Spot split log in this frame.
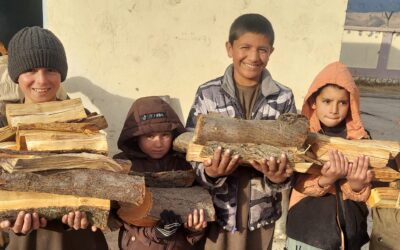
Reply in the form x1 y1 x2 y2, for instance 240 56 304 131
77 114 108 130
306 132 399 168
118 186 216 227
0 169 145 204
130 169 196 188
0 190 110 229
0 151 128 174
173 132 193 153
18 122 100 133
0 126 15 142
6 99 87 128
193 113 309 147
16 130 108 154
367 187 400 209
0 142 16 150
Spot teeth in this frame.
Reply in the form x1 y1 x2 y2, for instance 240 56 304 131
32 88 50 93
243 63 259 69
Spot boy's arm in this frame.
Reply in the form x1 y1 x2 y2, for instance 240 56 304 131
294 173 333 196
283 91 297 114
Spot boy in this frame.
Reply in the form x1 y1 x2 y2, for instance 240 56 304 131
186 13 295 250
286 61 373 249
114 96 207 250
0 26 108 250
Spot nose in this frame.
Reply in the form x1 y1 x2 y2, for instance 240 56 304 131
330 103 339 114
248 48 260 61
153 136 163 147
35 69 47 85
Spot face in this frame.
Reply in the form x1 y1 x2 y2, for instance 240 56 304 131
18 68 61 103
138 132 173 159
312 85 350 128
226 32 274 86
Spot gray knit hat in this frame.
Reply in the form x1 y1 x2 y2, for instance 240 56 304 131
8 26 68 83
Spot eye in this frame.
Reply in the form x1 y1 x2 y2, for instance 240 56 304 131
339 101 348 106
147 135 156 140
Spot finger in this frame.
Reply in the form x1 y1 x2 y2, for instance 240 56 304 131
20 213 32 234
192 209 199 226
31 212 40 230
0 220 11 230
285 166 294 177
219 149 232 171
12 211 26 233
211 147 223 168
329 150 337 169
73 211 82 230
321 161 330 175
278 154 287 172
62 214 68 224
249 160 262 172
225 155 240 174
80 212 88 229
355 156 364 176
67 212 74 228
187 213 193 228
40 217 47 228
198 209 205 229
343 156 349 176
268 157 277 172
366 170 374 183
338 151 345 173
202 221 207 229
91 225 98 232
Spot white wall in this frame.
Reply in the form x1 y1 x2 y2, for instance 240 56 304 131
44 0 347 155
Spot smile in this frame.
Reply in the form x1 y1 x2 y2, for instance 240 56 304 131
32 88 51 93
243 63 261 69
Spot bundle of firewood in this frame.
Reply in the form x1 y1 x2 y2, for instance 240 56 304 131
173 113 400 209
0 99 216 229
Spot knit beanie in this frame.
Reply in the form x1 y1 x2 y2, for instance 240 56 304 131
8 26 68 83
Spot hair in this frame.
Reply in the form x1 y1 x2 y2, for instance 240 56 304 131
228 13 274 46
310 83 347 104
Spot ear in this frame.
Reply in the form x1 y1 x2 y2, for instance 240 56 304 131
311 100 317 110
225 41 233 58
270 46 275 55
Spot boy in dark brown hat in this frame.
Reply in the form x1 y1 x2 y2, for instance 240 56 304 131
0 26 108 250
114 96 207 250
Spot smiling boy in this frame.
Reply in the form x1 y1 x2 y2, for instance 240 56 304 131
186 14 296 250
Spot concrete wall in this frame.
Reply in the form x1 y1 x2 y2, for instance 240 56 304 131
44 0 347 154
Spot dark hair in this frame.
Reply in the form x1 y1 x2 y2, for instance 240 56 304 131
310 83 346 103
229 13 274 46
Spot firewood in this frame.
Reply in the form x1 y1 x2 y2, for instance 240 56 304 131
173 132 193 153
0 151 131 174
0 169 145 204
306 132 399 168
367 187 400 209
77 114 108 130
0 126 15 142
118 186 216 226
193 113 309 147
130 169 196 188
0 190 110 229
18 122 100 133
16 130 108 154
6 99 87 128
0 142 16 150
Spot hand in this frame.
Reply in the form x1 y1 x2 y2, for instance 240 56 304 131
61 211 97 232
347 156 373 192
184 209 207 233
318 150 349 188
154 210 182 239
0 211 47 234
250 154 293 184
203 147 240 178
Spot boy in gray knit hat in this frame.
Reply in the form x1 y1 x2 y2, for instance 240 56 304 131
0 26 108 250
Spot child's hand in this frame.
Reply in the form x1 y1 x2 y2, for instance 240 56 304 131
184 209 207 233
203 147 240 178
318 150 349 188
250 153 293 184
347 156 373 192
0 211 47 234
61 211 97 232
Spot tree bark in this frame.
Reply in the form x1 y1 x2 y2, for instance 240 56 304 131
130 169 196 188
0 152 130 173
118 186 216 227
0 190 110 229
0 169 145 205
193 113 309 147
6 98 87 128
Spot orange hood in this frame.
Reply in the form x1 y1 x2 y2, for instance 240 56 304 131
301 62 368 139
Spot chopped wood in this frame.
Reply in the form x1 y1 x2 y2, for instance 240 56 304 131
77 114 108 130
6 99 87 128
193 113 309 147
306 132 398 168
371 168 400 182
173 132 194 153
18 122 100 133
0 169 145 205
0 151 130 173
0 190 110 229
0 142 16 150
367 187 400 209
130 169 196 187
0 126 15 142
16 130 108 154
118 186 216 227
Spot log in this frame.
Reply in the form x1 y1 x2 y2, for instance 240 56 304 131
77 114 108 130
306 132 399 168
0 169 146 205
16 130 108 154
0 126 15 142
6 98 87 128
173 132 194 153
130 169 196 188
193 113 309 147
0 190 110 229
118 186 216 227
367 187 400 209
18 122 100 133
371 168 400 182
0 142 16 150
0 151 131 173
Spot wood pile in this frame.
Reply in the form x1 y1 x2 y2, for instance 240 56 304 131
0 99 216 229
174 113 400 209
